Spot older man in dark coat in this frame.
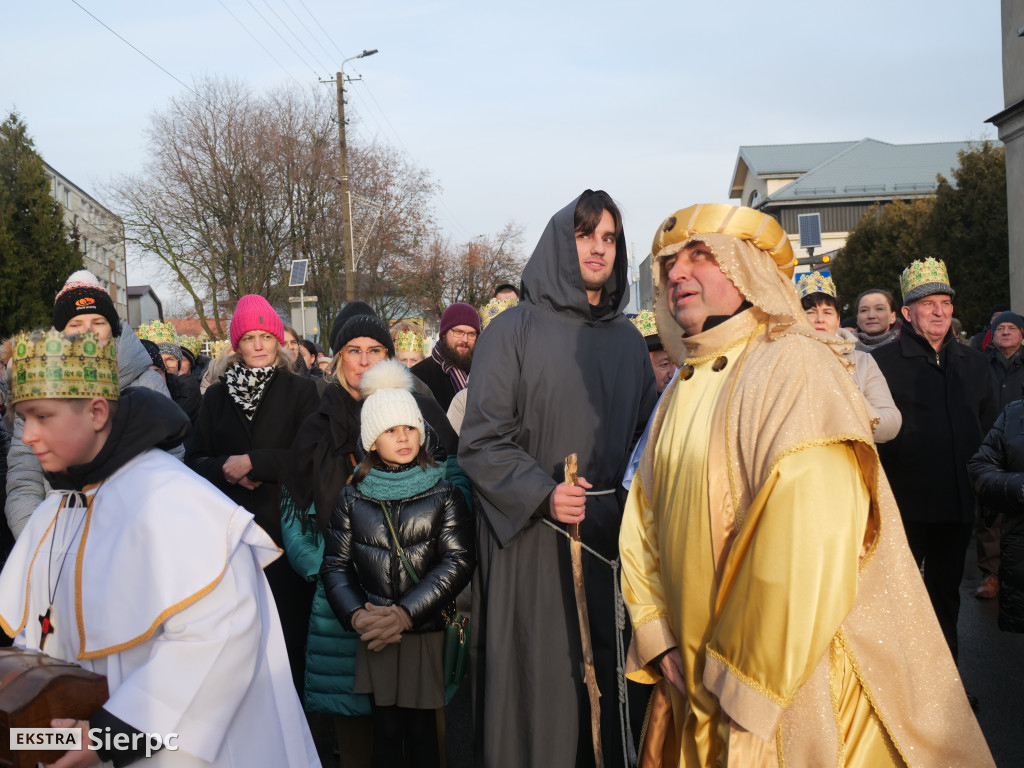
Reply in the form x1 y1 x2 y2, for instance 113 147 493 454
459 190 657 768
872 259 998 671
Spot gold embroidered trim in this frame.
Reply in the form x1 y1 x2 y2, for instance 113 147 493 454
686 322 766 366
0 504 62 639
835 628 912 768
634 611 669 628
706 646 790 708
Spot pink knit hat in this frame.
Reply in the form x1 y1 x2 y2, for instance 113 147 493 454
229 294 285 350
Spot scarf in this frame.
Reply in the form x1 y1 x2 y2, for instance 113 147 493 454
357 463 445 502
431 343 469 393
224 362 277 420
852 323 901 350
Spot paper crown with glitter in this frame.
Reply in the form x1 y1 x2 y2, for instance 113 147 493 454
10 329 119 404
177 335 202 356
900 258 955 305
631 309 658 338
795 272 837 299
137 321 179 346
394 330 426 354
479 296 518 330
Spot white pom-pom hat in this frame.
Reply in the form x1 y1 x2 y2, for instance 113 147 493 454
359 359 425 451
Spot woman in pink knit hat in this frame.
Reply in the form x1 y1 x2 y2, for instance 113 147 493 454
185 294 321 693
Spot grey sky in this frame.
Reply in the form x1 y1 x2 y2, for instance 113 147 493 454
3 1 1004 303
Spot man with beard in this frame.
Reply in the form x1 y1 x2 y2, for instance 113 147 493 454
412 302 479 410
459 190 657 767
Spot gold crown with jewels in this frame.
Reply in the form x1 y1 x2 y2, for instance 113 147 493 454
137 321 179 346
479 296 518 330
394 330 425 354
631 309 659 337
795 272 837 299
11 329 119 404
177 335 202 356
900 258 954 303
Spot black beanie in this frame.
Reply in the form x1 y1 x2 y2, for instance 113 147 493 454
329 301 376 354
337 314 396 359
53 270 121 336
139 339 166 371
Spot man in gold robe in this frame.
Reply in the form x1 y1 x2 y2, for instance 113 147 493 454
619 204 994 767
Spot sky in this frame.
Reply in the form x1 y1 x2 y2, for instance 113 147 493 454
3 1 1006 309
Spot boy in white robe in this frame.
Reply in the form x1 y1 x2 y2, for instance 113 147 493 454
0 328 319 767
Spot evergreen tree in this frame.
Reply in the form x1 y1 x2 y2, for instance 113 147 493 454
0 112 82 337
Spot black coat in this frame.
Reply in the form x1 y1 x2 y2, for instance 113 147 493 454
321 477 474 632
989 346 1024 409
967 401 1024 632
872 326 998 524
185 366 319 545
410 356 458 411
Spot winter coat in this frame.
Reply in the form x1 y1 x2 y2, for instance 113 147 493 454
321 477 474 633
4 321 179 538
282 504 371 716
967 400 1024 632
837 327 902 442
166 372 203 424
410 356 459 411
872 324 998 524
988 346 1024 409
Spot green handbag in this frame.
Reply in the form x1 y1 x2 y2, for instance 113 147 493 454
380 502 471 702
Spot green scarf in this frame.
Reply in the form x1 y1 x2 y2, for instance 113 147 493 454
357 463 445 501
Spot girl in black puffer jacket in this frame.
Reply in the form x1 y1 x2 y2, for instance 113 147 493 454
321 360 474 768
968 399 1024 632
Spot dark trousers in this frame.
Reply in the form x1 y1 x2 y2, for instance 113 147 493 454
903 521 973 663
370 702 439 768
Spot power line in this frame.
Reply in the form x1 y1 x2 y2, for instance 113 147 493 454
217 0 303 86
281 0 338 69
245 0 318 77
69 0 197 96
297 0 347 62
259 0 331 74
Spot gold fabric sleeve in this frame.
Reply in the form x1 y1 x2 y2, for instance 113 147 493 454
620 473 676 684
704 442 870 742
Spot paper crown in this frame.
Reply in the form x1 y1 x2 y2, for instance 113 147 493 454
795 272 837 299
479 296 518 330
900 258 954 304
394 330 425 354
177 335 202 356
631 309 659 338
209 340 232 359
11 329 119 404
137 321 179 346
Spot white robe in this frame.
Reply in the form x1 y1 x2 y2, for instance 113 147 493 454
0 449 320 767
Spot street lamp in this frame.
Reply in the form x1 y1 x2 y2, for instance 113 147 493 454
336 48 379 303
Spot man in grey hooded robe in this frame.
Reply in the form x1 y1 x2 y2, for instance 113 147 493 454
459 190 657 767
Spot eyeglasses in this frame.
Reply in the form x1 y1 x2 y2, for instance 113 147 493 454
448 329 478 341
343 346 388 361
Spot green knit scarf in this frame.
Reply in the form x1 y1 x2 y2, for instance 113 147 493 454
357 463 445 501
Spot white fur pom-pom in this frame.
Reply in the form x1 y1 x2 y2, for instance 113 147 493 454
64 269 101 286
358 358 414 399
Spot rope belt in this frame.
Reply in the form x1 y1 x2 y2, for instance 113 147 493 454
541 518 636 767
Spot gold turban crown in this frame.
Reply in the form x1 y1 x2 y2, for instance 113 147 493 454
137 321 179 346
631 309 659 338
651 204 795 278
11 329 119 404
795 272 837 299
479 296 518 330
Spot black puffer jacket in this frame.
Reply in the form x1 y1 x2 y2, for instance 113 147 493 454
967 400 1024 632
321 476 475 633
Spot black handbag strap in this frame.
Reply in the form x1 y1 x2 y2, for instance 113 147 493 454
379 501 420 584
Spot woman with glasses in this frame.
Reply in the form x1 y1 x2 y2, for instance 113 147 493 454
185 294 321 694
282 302 467 768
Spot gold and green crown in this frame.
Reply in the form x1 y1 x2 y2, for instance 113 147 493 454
479 296 518 330
795 272 837 299
900 258 954 302
178 335 202 356
631 309 659 338
137 320 179 346
394 330 425 354
11 329 119 404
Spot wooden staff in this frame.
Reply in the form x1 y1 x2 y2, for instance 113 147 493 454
565 452 603 767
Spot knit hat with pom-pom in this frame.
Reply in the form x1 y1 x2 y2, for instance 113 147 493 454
359 359 425 451
53 270 121 336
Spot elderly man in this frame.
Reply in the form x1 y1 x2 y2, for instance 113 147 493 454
871 260 997 668
412 302 479 410
620 205 991 766
460 190 656 767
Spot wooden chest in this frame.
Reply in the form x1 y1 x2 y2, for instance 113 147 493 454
0 647 108 768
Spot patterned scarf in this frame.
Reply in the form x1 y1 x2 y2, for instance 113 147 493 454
431 342 469 393
224 362 277 420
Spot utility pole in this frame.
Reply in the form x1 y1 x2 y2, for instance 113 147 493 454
333 49 378 304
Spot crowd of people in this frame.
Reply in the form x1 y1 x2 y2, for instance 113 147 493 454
0 192 1014 767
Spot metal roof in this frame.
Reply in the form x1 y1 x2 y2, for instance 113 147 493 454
730 141 859 196
760 139 974 204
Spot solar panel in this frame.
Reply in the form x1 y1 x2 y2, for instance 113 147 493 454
797 214 822 249
288 259 309 288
